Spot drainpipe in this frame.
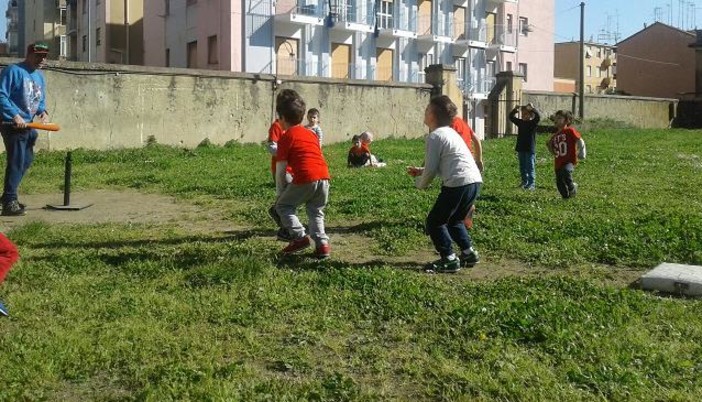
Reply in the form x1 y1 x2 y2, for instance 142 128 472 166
125 0 129 64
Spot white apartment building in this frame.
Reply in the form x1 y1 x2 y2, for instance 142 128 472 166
145 0 554 138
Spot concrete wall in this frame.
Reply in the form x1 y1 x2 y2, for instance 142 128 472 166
0 58 432 151
523 91 676 129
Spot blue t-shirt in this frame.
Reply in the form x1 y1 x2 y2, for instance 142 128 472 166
0 62 47 123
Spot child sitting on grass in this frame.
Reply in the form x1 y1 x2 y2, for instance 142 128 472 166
547 110 586 199
347 131 385 168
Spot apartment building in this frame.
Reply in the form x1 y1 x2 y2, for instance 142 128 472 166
554 41 616 94
144 0 553 137
67 0 144 65
616 22 695 99
4 0 20 56
5 0 68 59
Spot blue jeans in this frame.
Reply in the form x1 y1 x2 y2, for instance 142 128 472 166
426 183 481 258
1 129 38 204
518 152 536 188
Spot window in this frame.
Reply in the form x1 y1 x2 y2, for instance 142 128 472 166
454 57 466 80
596 67 601 78
586 65 591 77
165 48 170 67
377 0 393 30
207 35 218 65
518 63 527 81
518 17 528 36
187 41 197 68
82 34 87 52
596 48 602 58
96 27 101 46
59 7 67 25
506 61 512 71
506 14 513 33
60 35 67 57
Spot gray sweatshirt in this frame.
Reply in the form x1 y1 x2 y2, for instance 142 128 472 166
415 126 483 189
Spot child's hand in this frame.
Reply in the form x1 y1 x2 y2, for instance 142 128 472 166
407 166 422 177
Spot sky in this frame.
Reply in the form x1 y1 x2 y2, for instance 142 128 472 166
555 0 700 44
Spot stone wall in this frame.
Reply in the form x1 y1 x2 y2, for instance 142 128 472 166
0 58 433 150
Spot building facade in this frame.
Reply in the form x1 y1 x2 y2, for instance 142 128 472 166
143 0 554 137
617 22 695 99
5 0 67 59
67 0 144 65
4 0 20 57
554 41 616 94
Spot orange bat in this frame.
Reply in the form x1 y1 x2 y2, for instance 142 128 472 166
26 122 61 131
1 122 61 131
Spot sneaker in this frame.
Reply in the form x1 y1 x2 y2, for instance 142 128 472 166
460 249 480 268
276 228 293 242
314 243 331 259
281 236 311 255
1 200 25 216
425 257 461 273
0 300 8 317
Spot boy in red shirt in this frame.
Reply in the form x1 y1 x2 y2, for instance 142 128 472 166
274 89 331 258
547 110 587 199
0 232 20 316
347 134 371 167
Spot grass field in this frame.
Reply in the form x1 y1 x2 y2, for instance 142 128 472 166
1 128 701 401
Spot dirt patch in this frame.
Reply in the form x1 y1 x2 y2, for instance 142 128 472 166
1 189 643 287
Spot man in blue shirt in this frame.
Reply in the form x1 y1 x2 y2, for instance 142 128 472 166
0 42 50 216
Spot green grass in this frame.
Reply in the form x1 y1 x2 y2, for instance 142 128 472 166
1 129 702 400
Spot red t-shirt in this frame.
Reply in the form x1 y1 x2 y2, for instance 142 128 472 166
0 232 19 284
277 125 330 184
450 117 474 152
268 119 294 176
349 143 370 156
549 127 582 170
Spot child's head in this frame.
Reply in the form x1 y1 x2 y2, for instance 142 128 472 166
425 95 458 128
276 89 306 128
307 108 320 126
359 131 373 144
553 110 574 129
520 104 534 120
351 134 361 147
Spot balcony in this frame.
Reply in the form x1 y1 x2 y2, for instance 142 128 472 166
487 0 518 4
487 26 516 53
455 23 488 49
376 10 417 39
417 15 453 43
274 3 326 26
458 76 496 99
327 2 374 32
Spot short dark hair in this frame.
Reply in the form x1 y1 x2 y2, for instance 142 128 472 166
428 95 458 127
307 108 320 117
554 110 574 125
276 89 306 125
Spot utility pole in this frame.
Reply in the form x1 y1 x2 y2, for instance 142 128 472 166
579 2 585 120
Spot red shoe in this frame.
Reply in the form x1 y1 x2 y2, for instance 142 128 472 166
314 243 331 259
281 236 311 254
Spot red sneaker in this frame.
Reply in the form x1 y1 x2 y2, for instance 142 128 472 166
281 236 311 254
314 243 331 259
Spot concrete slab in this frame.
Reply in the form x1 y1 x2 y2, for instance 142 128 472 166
640 263 702 297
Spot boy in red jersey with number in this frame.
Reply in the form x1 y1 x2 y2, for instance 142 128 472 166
0 232 20 316
274 89 331 259
547 110 586 199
